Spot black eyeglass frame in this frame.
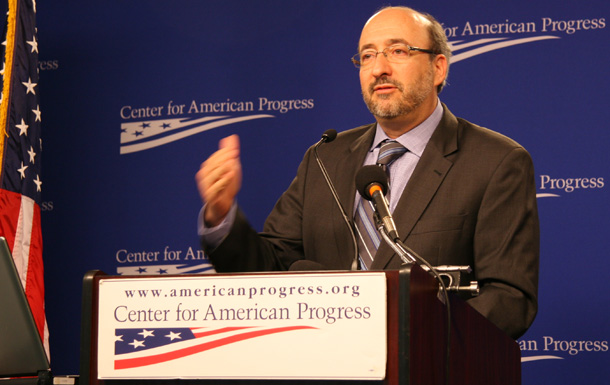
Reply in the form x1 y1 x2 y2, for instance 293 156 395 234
351 45 437 68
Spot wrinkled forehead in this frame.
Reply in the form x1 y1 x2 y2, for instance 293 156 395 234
358 8 431 51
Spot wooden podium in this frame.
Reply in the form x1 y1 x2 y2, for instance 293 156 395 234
80 265 520 385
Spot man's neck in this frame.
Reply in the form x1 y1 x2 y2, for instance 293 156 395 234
375 97 438 139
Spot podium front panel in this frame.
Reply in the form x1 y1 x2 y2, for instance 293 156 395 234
95 272 387 381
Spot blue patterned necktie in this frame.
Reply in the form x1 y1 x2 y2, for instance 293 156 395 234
355 140 407 269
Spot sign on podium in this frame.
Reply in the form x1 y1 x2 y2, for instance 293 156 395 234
80 265 521 385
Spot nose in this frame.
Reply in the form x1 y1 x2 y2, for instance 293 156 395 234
370 52 392 78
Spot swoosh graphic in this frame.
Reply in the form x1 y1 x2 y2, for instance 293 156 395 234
116 263 215 275
521 355 564 363
120 116 229 145
120 114 274 154
450 37 509 51
114 325 317 369
190 326 253 338
450 36 560 63
536 193 561 198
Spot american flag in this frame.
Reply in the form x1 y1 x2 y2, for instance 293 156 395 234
0 0 47 355
114 326 316 370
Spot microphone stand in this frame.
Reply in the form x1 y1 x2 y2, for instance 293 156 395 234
313 131 360 271
373 211 479 296
377 219 416 264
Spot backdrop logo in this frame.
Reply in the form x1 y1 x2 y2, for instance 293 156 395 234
115 246 214 275
519 335 608 363
444 16 605 63
119 97 315 154
537 174 605 198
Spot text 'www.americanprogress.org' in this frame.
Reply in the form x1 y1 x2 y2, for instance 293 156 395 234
123 283 363 300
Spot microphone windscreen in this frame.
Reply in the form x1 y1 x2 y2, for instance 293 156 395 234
355 165 388 200
322 129 337 143
289 260 328 271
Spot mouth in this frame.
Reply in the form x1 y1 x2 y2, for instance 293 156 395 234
370 78 401 95
373 84 397 94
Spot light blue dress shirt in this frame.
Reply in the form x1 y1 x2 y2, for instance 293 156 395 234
357 99 442 213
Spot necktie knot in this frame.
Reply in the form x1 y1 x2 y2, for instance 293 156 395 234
376 140 407 170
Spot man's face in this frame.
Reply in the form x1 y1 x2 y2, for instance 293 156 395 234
358 9 442 121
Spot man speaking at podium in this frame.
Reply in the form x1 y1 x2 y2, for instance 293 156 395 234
196 6 539 339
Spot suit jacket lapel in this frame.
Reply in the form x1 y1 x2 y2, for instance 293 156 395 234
372 105 459 269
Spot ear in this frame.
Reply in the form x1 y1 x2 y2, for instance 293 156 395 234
432 54 448 88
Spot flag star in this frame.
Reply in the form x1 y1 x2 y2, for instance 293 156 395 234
18 162 28 179
28 146 36 163
22 77 37 94
139 329 155 338
32 105 41 121
27 36 38 53
33 175 42 192
115 335 124 342
128 339 145 349
165 331 182 341
16 118 29 136
0 62 5 76
32 0 37 13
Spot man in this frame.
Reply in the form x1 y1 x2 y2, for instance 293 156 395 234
196 6 539 339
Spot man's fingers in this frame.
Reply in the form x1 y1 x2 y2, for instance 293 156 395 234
219 134 240 152
195 134 242 225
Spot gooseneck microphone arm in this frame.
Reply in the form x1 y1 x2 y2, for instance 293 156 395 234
313 129 360 271
377 222 417 264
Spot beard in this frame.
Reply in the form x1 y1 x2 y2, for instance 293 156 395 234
362 67 435 119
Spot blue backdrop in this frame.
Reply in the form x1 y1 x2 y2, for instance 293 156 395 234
36 1 608 383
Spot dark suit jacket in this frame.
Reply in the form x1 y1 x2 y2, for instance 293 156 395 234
205 105 539 339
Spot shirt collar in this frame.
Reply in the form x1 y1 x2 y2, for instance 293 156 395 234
370 99 443 157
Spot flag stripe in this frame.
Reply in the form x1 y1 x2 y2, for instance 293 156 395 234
0 189 22 246
13 194 33 285
115 326 317 370
25 200 45 339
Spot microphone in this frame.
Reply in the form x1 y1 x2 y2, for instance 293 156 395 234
320 129 337 143
313 129 337 147
289 260 328 271
355 165 399 242
313 129 360 271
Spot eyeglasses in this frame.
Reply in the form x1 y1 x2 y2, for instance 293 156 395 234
351 44 437 68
